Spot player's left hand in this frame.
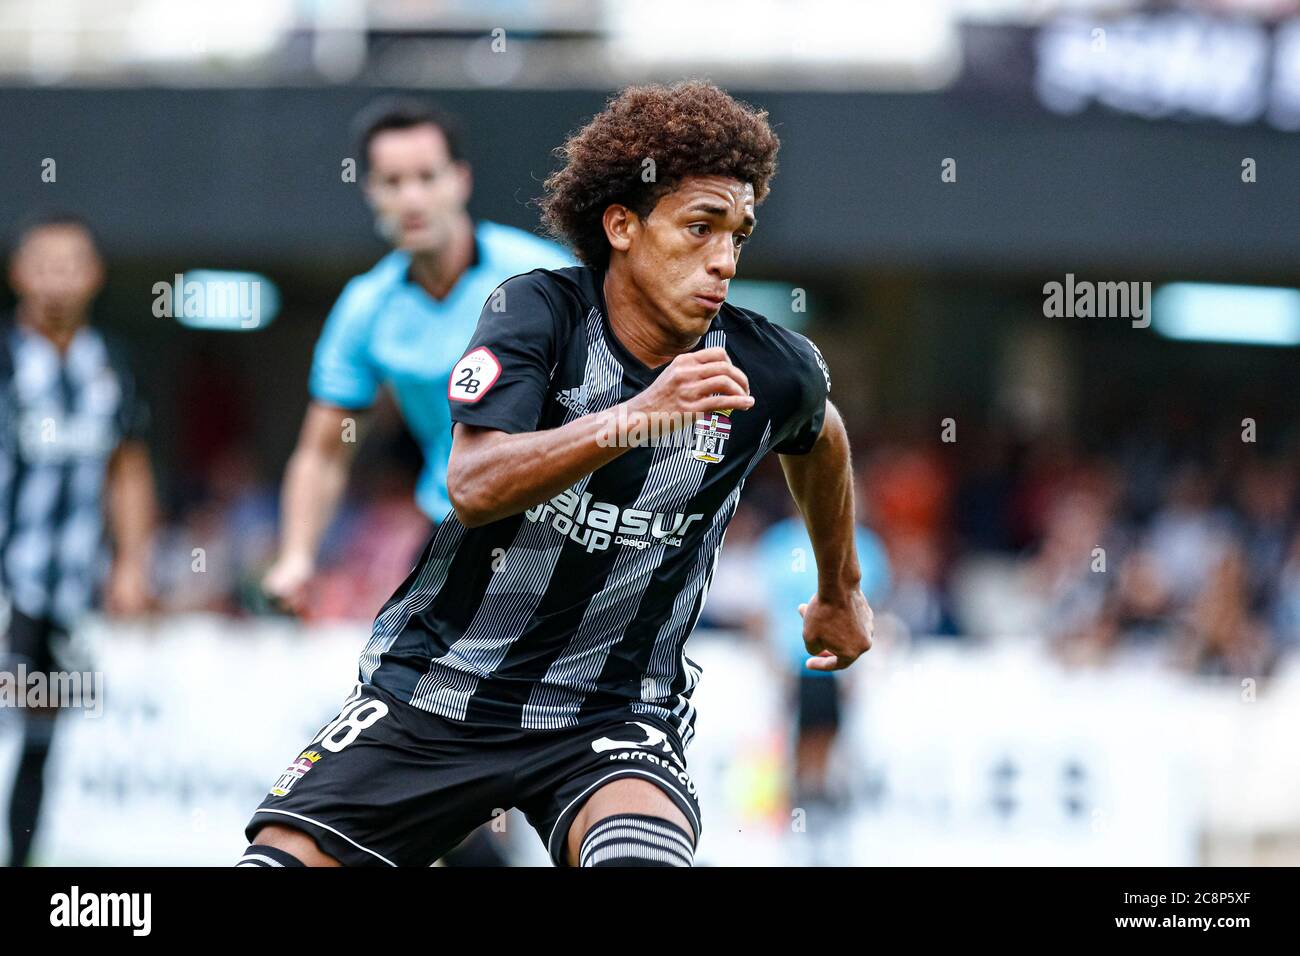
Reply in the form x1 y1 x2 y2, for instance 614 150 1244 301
799 589 873 672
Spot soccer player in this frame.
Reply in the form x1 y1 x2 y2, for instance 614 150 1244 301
1 213 156 866
240 81 873 868
261 99 571 615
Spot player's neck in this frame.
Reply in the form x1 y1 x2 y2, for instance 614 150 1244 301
602 268 699 371
407 215 475 301
16 301 84 355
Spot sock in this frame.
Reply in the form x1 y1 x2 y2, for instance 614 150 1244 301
237 845 307 867
579 813 694 867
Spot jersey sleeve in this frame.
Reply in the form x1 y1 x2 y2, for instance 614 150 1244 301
308 279 381 409
104 335 151 443
448 272 559 435
771 330 831 456
117 368 151 443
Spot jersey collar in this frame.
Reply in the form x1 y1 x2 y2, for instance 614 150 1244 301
587 268 726 383
398 222 483 293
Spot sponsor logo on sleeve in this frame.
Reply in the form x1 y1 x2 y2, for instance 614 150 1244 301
449 346 502 403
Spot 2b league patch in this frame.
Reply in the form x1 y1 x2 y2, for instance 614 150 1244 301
448 346 502 403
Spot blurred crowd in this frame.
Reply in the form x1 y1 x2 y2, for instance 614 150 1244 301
703 416 1299 680
150 425 430 625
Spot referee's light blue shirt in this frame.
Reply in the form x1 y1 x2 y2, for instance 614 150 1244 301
309 221 574 520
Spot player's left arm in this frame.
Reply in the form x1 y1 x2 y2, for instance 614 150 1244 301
104 439 158 617
777 400 874 671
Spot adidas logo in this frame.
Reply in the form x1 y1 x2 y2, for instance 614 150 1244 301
555 386 592 416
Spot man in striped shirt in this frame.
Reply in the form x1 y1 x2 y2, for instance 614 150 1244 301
1 213 156 866
242 82 873 868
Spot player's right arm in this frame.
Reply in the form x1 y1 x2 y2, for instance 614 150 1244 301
449 348 752 528
264 277 380 613
263 401 363 613
445 273 751 529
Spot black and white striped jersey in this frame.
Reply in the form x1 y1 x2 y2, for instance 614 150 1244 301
359 266 830 746
0 322 149 627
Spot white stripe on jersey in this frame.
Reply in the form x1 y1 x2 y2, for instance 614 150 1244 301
358 519 466 683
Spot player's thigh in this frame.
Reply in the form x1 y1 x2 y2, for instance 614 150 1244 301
519 713 703 865
565 776 693 866
248 823 342 867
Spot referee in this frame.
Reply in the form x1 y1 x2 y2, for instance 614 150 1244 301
261 99 571 615
0 213 156 866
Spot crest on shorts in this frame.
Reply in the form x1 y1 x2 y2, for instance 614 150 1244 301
269 750 322 797
690 409 732 464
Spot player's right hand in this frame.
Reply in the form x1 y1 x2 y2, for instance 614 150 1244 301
626 346 754 429
262 552 315 616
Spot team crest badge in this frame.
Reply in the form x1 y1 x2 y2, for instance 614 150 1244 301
691 408 732 464
269 750 323 797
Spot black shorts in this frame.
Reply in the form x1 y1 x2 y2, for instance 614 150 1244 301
245 682 702 867
796 673 841 733
2 609 65 674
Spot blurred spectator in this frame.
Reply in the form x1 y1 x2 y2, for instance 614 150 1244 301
1146 464 1234 606
1029 486 1114 649
1272 528 1300 654
864 444 959 637
1178 543 1272 678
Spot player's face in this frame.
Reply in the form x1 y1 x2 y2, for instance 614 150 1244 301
628 176 755 339
364 124 471 254
8 225 104 331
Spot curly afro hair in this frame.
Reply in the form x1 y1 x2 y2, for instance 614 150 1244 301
540 80 780 269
